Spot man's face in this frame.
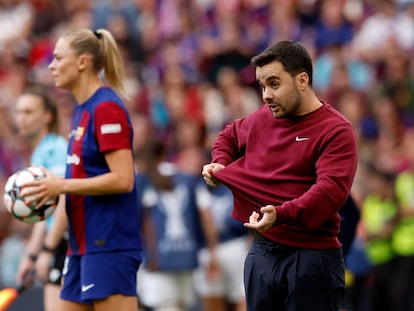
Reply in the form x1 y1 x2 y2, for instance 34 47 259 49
255 61 302 118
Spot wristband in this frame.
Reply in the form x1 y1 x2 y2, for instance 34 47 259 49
41 244 55 254
27 253 38 262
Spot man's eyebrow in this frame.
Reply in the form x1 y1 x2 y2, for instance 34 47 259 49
265 75 280 81
257 75 280 84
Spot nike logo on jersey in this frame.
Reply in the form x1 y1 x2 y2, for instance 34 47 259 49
81 283 95 292
295 136 310 141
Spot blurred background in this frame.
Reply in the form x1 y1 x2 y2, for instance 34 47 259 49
1 0 414 310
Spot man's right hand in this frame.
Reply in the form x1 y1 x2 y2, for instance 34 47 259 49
202 163 225 187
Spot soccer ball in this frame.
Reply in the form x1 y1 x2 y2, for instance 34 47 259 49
3 166 58 223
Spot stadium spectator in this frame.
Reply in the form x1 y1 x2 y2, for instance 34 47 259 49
314 0 354 54
369 95 410 173
0 0 33 51
360 164 398 311
201 66 260 152
352 0 414 64
391 129 414 311
371 44 414 127
313 43 374 100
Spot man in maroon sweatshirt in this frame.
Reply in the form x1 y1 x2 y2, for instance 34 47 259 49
202 40 358 311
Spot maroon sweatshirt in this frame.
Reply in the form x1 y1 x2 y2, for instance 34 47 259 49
211 103 358 249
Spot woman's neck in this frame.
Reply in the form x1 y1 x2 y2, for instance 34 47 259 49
72 76 102 104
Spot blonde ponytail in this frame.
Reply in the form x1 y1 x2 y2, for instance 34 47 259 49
63 28 128 99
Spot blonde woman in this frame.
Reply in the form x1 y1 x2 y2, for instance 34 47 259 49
23 28 142 311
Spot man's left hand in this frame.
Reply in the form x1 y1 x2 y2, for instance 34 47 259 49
244 205 277 232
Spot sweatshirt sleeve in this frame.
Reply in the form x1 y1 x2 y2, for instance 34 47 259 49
211 118 248 165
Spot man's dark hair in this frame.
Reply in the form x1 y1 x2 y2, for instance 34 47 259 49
251 41 313 86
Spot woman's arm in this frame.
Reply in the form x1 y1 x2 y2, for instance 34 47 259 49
61 148 135 195
23 148 135 207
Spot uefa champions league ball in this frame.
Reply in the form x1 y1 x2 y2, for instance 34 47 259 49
3 166 58 224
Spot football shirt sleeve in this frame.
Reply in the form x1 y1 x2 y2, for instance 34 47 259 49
94 101 132 153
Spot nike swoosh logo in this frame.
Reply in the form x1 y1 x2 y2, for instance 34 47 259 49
81 283 95 292
295 136 310 141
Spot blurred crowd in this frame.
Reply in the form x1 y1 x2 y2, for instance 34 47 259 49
0 0 414 310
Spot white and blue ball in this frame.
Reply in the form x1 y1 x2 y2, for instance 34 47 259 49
3 166 58 224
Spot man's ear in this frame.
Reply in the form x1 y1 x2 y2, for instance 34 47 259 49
296 72 309 91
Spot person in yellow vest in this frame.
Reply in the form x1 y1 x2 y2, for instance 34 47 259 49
391 130 414 311
361 164 398 311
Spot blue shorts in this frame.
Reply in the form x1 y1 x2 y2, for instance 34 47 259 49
244 240 345 311
60 251 142 304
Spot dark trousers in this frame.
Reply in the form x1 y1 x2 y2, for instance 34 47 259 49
367 259 396 311
244 240 345 311
390 256 414 311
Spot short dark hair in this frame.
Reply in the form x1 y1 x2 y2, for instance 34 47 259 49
251 41 313 86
